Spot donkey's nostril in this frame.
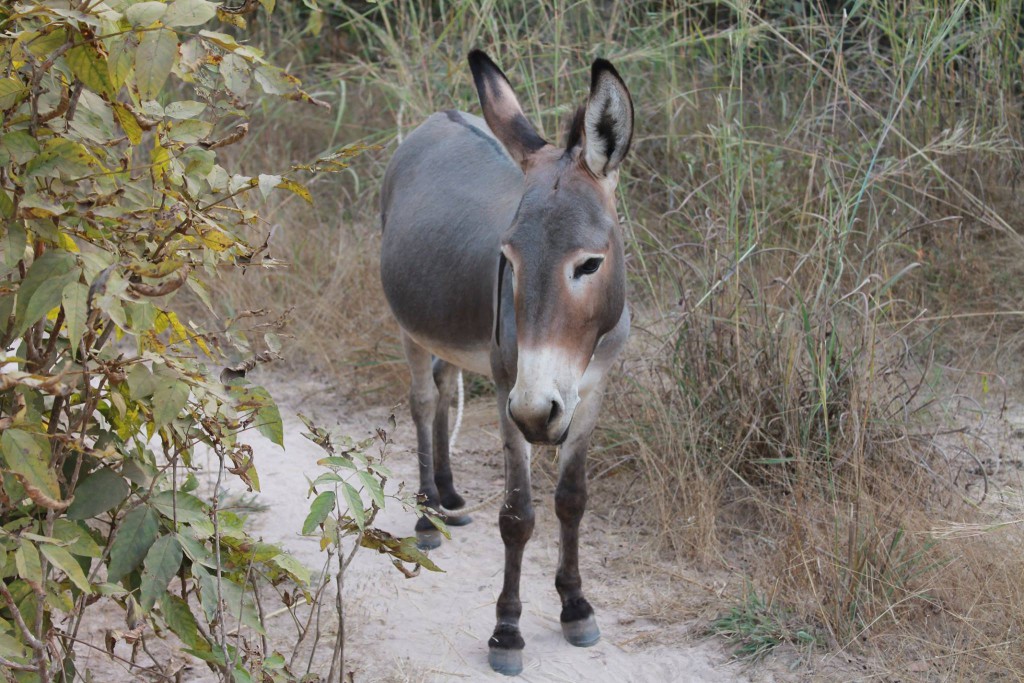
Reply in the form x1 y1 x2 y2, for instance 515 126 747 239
548 399 562 425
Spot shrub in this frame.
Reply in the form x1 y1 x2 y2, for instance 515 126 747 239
0 1 378 680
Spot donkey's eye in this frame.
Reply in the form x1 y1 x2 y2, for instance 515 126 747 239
573 257 604 279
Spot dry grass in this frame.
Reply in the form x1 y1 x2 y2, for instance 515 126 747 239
220 0 1024 678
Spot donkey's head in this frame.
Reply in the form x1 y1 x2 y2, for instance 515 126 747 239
469 50 633 445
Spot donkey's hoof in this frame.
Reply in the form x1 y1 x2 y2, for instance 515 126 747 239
488 646 524 676
443 511 473 527
440 491 466 510
561 613 600 647
415 528 442 551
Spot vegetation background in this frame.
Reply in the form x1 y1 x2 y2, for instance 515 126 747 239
224 0 1024 679
4 0 1024 680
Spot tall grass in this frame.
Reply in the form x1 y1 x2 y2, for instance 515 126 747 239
229 0 1024 677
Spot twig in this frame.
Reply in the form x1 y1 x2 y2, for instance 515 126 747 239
0 654 36 671
54 631 175 682
211 444 231 681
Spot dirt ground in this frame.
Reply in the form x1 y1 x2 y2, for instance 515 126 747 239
71 371 1024 682
237 375 761 683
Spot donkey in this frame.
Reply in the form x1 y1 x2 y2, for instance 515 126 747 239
379 50 633 676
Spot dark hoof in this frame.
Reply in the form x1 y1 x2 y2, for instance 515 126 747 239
561 613 600 647
488 646 524 676
488 623 525 674
440 491 466 510
415 528 441 550
443 511 473 527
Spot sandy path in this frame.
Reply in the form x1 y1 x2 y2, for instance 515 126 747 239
234 375 757 683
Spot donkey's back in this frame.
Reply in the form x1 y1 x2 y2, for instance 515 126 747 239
380 111 520 375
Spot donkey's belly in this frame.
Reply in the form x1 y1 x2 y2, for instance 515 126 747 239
403 328 493 377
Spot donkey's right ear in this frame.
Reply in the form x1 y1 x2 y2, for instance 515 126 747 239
468 50 548 168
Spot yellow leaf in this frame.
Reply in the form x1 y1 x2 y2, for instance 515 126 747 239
164 310 189 344
66 42 116 97
277 178 312 204
113 103 142 145
58 232 79 252
151 140 170 177
216 8 246 28
196 224 234 252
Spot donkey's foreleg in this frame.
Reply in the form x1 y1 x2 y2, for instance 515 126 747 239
431 358 469 519
554 385 607 648
401 334 445 550
488 388 534 676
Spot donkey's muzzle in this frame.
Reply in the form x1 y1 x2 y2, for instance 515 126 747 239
507 393 572 445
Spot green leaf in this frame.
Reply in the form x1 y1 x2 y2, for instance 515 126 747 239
0 187 13 219
164 100 207 119
51 520 102 558
164 0 218 27
341 483 365 530
24 138 96 178
301 491 335 535
151 490 208 524
317 456 356 470
167 118 213 144
0 631 29 660
255 402 283 448
3 222 25 270
70 90 117 144
66 43 115 97
106 36 135 91
220 53 251 96
125 1 168 26
127 364 156 400
182 146 215 179
253 65 302 96
125 301 157 333
257 173 281 199
60 280 89 351
357 471 386 509
161 593 206 649
176 532 217 568
15 543 42 587
140 535 182 610
1 131 40 163
66 468 129 520
270 552 309 585
108 506 159 583
135 28 179 101
311 472 343 488
40 544 92 594
1 429 61 505
0 77 28 109
194 567 264 633
25 27 68 58
152 376 190 429
13 251 79 338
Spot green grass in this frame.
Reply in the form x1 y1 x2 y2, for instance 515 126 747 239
710 586 820 661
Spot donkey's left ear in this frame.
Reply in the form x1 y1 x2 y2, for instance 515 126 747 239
583 59 633 182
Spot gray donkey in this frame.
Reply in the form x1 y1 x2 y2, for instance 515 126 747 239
380 50 633 676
